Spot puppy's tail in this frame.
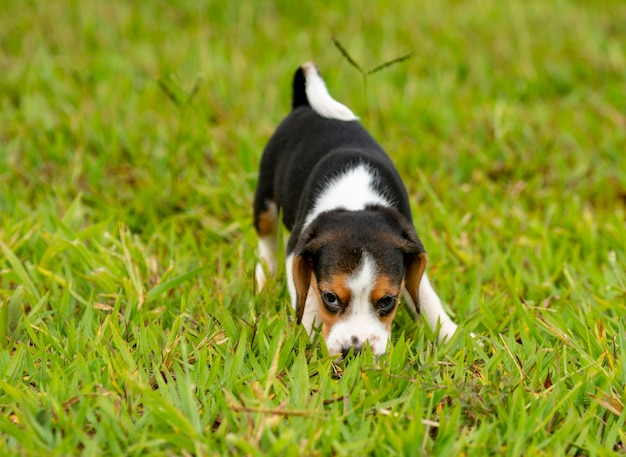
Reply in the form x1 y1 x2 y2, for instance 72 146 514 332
291 62 358 121
292 66 309 109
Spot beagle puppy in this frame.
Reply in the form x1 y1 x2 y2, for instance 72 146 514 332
253 62 458 357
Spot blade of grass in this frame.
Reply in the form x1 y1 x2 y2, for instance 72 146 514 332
146 266 205 303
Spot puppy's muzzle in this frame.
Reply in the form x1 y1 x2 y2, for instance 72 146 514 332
340 336 363 359
341 345 362 359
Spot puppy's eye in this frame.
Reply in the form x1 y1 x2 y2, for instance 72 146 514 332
377 295 397 315
321 292 341 313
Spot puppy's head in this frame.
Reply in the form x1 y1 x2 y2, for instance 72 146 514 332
292 207 427 357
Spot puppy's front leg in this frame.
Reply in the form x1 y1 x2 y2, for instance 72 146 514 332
403 273 458 342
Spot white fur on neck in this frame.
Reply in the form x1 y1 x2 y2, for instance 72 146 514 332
303 164 391 229
302 62 358 122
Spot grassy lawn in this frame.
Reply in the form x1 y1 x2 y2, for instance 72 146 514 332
1 0 625 455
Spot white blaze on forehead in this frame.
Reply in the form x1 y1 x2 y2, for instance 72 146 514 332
304 164 391 229
347 252 377 310
324 252 390 355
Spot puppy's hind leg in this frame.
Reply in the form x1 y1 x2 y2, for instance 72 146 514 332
254 200 278 292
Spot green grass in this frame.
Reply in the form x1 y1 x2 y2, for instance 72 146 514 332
1 0 625 455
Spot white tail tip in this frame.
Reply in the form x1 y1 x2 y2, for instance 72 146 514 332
301 62 358 122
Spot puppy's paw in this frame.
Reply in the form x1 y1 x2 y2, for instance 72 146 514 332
437 321 458 344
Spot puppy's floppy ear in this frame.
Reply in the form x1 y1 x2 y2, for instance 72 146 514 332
291 226 321 324
391 215 427 314
404 250 427 315
292 254 312 325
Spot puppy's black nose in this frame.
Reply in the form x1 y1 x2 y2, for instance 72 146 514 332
341 345 362 359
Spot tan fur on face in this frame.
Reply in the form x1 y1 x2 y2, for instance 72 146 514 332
318 274 351 304
371 274 401 331
316 272 404 336
317 273 350 338
318 296 340 339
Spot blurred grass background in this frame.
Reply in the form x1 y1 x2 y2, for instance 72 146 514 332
1 0 625 455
